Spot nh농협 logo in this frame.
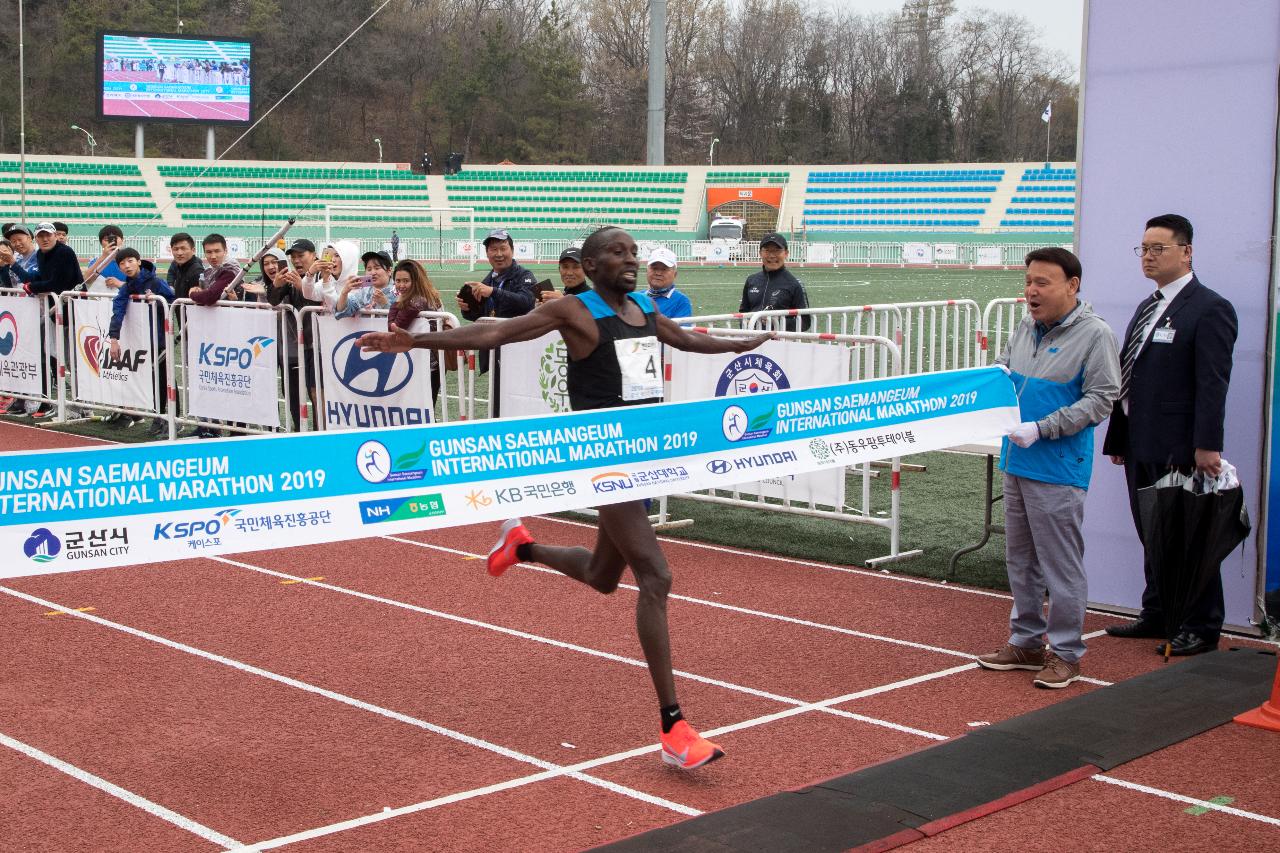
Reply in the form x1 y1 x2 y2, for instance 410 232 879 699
332 331 413 397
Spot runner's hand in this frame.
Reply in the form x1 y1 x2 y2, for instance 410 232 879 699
995 364 1011 376
730 331 777 353
359 323 415 353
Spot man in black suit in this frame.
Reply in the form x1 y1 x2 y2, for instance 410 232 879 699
1102 213 1238 655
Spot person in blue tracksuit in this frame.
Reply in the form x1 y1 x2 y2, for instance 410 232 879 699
110 247 175 436
976 247 1120 689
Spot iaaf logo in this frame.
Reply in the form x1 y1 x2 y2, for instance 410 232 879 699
0 310 18 357
198 336 274 369
714 355 791 398
77 323 148 377
331 331 413 397
153 508 242 540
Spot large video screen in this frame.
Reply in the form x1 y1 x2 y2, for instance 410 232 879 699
97 31 253 124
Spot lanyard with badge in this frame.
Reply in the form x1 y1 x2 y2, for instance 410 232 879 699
1152 317 1176 343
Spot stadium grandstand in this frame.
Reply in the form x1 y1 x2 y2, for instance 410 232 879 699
0 154 1075 250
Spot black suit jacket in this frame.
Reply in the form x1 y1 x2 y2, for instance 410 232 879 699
1103 276 1237 466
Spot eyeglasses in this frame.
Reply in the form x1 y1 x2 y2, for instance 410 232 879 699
1133 243 1188 257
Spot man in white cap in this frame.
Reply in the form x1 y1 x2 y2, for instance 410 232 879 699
645 246 692 319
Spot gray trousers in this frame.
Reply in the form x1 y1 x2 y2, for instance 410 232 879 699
1003 473 1088 663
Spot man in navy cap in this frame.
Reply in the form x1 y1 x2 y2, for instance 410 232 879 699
459 229 538 396
739 232 810 332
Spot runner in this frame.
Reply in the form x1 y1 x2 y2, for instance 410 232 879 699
359 226 773 769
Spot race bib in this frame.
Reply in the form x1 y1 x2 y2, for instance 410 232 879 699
614 336 663 401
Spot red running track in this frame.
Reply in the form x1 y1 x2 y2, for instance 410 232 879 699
1 423 1277 850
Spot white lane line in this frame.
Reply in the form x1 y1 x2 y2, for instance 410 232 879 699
380 535 1113 689
0 730 242 849
0 585 700 820
212 553 994 737
1091 774 1280 826
235 663 972 851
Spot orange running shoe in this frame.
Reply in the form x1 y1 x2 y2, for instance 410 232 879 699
660 720 725 770
487 518 534 577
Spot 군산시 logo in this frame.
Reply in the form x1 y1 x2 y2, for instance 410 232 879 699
24 527 61 563
714 354 791 398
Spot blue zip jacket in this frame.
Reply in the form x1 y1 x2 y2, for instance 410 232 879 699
109 261 175 340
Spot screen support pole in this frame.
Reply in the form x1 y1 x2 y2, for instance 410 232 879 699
206 127 215 161
135 123 144 158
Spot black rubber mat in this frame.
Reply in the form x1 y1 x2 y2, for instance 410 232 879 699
594 647 1276 853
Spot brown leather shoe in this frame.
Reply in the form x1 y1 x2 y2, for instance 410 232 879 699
977 643 1046 671
1033 653 1081 688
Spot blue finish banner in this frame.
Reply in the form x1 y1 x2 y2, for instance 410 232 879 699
0 367 1018 578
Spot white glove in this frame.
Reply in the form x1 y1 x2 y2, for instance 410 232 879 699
995 363 1011 376
1008 421 1040 448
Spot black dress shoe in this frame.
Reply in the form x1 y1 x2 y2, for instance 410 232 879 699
1157 632 1218 656
1105 619 1165 638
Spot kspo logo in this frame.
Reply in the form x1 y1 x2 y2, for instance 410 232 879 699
0 310 18 356
199 335 275 368
331 331 413 397
154 508 241 540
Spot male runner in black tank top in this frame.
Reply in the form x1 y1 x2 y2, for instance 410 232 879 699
359 226 773 770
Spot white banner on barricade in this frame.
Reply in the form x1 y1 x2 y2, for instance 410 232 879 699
0 296 44 396
975 246 1004 266
316 315 436 430
902 242 933 263
456 240 478 259
184 306 281 428
71 297 156 411
933 243 959 261
498 331 571 417
667 340 846 506
513 241 537 261
808 243 835 264
0 368 1019 578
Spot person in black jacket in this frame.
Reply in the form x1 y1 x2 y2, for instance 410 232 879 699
0 223 84 418
166 232 205 300
1102 213 1238 656
459 228 538 414
738 232 810 332
269 239 323 429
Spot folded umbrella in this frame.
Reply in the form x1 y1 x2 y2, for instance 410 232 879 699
1137 462 1250 661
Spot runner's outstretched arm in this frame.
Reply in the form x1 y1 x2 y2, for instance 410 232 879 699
654 314 775 354
357 299 568 353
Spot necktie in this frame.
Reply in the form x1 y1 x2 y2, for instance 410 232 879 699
1119 290 1163 401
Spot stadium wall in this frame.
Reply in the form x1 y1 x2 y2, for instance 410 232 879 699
1076 1 1277 631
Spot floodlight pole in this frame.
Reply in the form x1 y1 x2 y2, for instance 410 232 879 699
709 137 719 166
206 127 215 160
374 138 383 163
645 0 666 166
135 124 145 158
71 125 97 156
18 0 26 222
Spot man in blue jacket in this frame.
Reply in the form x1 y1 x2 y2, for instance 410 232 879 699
645 247 692 319
109 247 175 436
976 247 1120 688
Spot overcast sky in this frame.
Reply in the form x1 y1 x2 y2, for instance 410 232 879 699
818 0 1085 76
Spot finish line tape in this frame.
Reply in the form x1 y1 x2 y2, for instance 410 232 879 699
0 367 1017 578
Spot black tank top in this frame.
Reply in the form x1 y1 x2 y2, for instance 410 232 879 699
567 290 662 411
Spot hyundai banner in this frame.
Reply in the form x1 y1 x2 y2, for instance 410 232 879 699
0 295 45 396
316 315 436 430
0 367 1018 578
184 306 281 428
71 296 156 411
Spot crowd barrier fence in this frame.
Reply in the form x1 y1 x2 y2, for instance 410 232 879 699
0 288 59 415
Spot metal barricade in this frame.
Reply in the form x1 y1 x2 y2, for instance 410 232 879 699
59 291 173 433
0 288 59 416
741 304 904 381
658 328 923 567
171 299 301 437
890 299 981 375
303 306 472 430
978 297 1028 365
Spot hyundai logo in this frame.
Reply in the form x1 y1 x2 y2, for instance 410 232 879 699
706 459 732 475
331 332 413 397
